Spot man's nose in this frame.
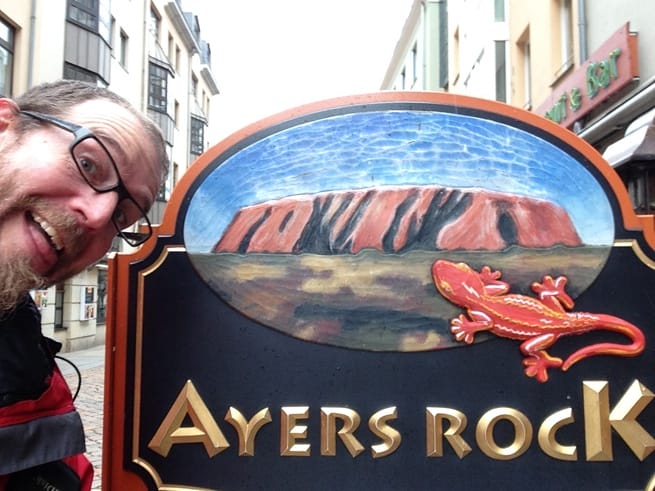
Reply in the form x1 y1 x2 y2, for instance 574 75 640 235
71 189 118 230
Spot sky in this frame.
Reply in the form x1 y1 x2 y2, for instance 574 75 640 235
181 0 414 142
184 109 613 252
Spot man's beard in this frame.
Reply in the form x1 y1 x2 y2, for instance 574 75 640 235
0 197 85 313
0 153 40 314
0 255 45 313
0 141 86 313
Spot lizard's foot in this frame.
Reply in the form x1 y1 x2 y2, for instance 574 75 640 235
478 266 509 295
522 351 563 383
531 275 573 310
479 265 502 282
451 314 489 344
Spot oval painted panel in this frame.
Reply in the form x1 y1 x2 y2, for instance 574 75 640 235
183 98 614 352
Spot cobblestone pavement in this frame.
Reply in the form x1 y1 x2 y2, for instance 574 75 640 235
57 346 105 491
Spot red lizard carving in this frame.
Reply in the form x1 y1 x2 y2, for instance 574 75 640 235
432 259 645 382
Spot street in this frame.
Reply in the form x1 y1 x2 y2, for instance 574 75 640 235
57 345 105 491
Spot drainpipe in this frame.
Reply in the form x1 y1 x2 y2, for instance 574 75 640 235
577 0 587 62
28 0 37 88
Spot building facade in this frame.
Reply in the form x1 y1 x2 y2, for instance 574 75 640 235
383 0 655 217
381 0 449 92
0 0 219 350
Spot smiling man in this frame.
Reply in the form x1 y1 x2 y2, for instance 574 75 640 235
0 80 168 490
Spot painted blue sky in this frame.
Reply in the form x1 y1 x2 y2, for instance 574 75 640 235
183 109 614 253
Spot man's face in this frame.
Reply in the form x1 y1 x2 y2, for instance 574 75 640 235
0 98 161 311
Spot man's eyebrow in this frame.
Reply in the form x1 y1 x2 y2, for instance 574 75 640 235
99 134 128 169
98 133 153 208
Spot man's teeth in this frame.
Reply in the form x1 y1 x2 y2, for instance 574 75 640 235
33 215 64 251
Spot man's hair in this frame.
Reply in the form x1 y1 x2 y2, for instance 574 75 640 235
14 79 169 191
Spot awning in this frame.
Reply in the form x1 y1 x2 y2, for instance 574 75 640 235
603 107 655 168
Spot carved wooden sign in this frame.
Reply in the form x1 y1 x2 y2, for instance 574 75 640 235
104 92 655 490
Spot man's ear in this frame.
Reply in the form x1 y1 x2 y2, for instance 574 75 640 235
0 98 19 132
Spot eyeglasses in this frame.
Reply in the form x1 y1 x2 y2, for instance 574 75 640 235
20 110 152 246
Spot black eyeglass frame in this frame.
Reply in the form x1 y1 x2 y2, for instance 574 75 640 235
20 109 153 246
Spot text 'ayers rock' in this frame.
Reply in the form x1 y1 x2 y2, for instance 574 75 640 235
213 185 582 254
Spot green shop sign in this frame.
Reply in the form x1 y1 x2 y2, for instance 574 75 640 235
536 23 638 129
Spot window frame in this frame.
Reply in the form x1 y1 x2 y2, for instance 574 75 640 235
0 17 14 97
148 62 168 113
67 0 99 32
495 40 507 103
119 29 129 67
190 116 205 156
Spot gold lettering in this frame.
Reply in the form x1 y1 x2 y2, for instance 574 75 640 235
224 407 272 457
320 407 365 457
584 380 655 461
476 408 533 460
583 381 612 460
647 471 655 491
148 380 229 457
425 407 471 458
537 408 577 460
368 407 401 458
280 406 310 456
609 380 655 461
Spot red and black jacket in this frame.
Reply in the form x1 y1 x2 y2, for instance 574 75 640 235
0 295 92 490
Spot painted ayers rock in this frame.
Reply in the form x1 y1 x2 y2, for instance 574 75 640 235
213 185 582 254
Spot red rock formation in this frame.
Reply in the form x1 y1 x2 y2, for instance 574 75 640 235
213 185 582 253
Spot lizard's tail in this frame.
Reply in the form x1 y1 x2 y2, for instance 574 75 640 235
562 315 645 371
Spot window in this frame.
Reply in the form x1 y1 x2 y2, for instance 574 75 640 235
518 28 532 109
560 0 573 62
191 74 198 99
200 41 212 67
109 16 115 50
157 146 174 201
495 41 506 103
494 0 505 22
68 0 98 31
97 269 107 324
523 41 531 108
0 18 14 96
98 0 111 43
175 45 181 72
64 62 102 84
411 42 418 87
437 1 449 89
621 165 655 214
168 33 174 61
149 6 160 42
190 116 204 156
149 62 168 112
119 29 128 67
65 0 111 84
555 0 573 77
451 26 460 87
157 182 166 201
